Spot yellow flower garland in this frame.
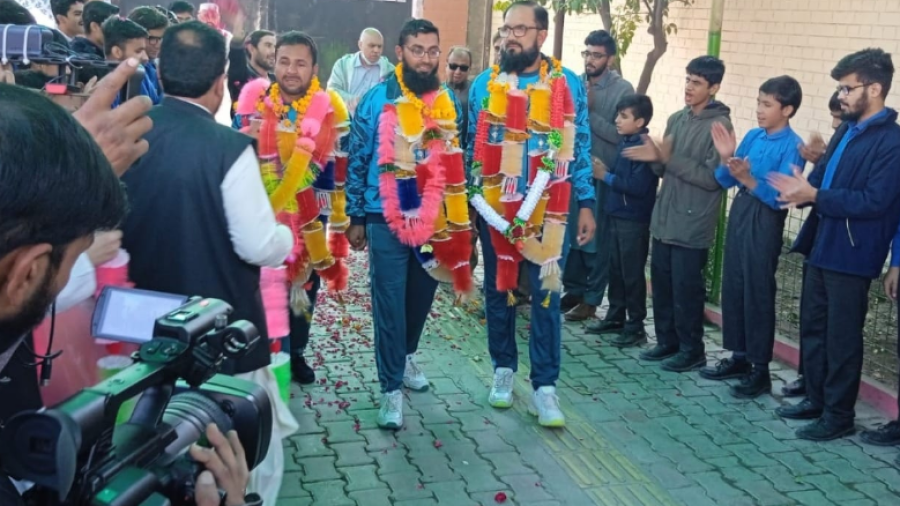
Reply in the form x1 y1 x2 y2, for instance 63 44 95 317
258 76 322 122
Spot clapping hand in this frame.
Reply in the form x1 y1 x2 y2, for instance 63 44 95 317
799 132 826 164
622 135 671 164
768 165 817 209
711 122 736 162
592 156 608 180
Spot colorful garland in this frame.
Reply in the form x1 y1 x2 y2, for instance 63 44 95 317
242 77 351 313
469 57 576 306
375 64 473 297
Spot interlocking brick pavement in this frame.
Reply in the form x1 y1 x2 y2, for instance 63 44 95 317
277 252 900 505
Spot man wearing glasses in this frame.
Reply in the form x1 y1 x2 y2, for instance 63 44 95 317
563 30 634 323
128 6 169 100
467 0 596 427
771 48 900 441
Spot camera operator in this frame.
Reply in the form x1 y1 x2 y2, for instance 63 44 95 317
0 62 255 504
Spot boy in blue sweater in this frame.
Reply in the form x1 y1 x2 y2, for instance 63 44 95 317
593 95 657 348
771 48 900 441
701 76 804 399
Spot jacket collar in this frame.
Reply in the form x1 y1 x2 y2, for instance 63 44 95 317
622 128 649 145
162 96 215 120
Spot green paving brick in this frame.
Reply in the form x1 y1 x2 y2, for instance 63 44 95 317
340 465 386 492
787 490 838 506
741 480 793 506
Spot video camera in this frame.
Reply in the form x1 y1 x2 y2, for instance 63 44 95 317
0 24 145 111
0 297 272 506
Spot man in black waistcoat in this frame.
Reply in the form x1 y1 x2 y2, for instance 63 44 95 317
121 21 293 375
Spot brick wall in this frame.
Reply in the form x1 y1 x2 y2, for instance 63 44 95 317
502 0 900 146
421 0 471 80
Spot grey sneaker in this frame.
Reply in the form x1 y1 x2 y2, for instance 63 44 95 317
489 367 515 408
529 386 566 427
377 390 404 429
403 354 429 391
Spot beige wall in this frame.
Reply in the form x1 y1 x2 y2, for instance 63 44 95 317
492 0 900 147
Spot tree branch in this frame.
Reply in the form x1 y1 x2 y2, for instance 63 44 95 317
636 0 669 94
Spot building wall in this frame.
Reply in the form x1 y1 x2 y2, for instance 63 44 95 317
503 0 900 147
421 0 471 80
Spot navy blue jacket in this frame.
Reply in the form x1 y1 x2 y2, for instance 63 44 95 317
603 130 658 222
792 108 900 279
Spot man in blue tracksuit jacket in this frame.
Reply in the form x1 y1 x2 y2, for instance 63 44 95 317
771 48 900 441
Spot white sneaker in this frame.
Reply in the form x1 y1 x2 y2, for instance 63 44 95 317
529 386 565 427
489 367 515 408
403 354 429 391
378 390 403 429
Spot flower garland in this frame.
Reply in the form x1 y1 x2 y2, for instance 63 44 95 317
469 56 577 306
249 78 351 313
375 64 473 297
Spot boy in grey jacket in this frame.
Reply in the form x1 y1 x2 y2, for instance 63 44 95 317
623 56 732 372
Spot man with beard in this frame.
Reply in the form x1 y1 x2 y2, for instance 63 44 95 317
771 48 900 441
327 28 395 115
564 29 634 323
0 73 251 506
228 30 276 116
467 0 596 427
346 19 465 429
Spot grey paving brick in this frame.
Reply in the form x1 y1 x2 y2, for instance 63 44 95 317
411 454 458 483
323 420 366 443
787 490 838 506
359 428 398 451
300 456 342 483
426 480 480 505
289 433 335 458
340 464 385 492
741 480 794 506
303 480 355 506
467 429 516 454
278 471 313 498
482 452 537 476
381 471 434 502
369 448 418 476
348 489 393 506
689 471 746 498
500 474 556 502
332 441 375 467
667 485 719 506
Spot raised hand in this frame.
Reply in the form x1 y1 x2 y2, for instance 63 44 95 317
769 165 817 209
711 122 736 161
799 132 826 164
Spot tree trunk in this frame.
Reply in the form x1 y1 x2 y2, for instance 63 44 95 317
553 7 566 60
598 1 621 73
636 0 668 94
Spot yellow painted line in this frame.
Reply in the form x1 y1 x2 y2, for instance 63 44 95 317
441 302 681 506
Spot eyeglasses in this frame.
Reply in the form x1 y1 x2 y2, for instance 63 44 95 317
405 46 441 60
581 50 609 61
497 25 540 38
837 83 870 95
448 63 470 72
148 36 162 44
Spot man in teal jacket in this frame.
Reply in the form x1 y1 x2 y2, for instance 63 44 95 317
466 1 596 428
345 19 463 430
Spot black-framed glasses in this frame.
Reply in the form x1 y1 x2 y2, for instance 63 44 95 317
148 36 162 44
581 50 609 61
448 63 470 72
837 83 870 95
497 25 540 38
405 45 441 60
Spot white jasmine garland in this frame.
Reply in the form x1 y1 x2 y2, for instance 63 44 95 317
515 170 550 223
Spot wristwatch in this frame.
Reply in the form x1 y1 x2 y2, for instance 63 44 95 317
223 492 263 506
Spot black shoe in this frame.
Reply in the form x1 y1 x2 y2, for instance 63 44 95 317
639 344 679 361
560 293 581 313
796 418 855 441
782 377 806 397
609 329 648 348
660 351 706 372
860 420 900 446
699 357 752 381
585 319 625 335
775 398 823 420
729 368 772 399
291 356 316 385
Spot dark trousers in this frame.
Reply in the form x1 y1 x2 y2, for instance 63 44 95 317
479 217 571 389
287 272 321 356
651 239 708 355
561 215 609 307
721 192 787 364
800 264 870 424
606 217 650 331
367 223 439 393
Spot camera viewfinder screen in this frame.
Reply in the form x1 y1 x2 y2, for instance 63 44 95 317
94 287 189 343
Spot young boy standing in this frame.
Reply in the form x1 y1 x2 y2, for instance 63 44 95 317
593 95 658 347
700 76 804 398
623 56 731 372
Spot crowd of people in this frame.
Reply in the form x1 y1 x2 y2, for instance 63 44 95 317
2 1 900 503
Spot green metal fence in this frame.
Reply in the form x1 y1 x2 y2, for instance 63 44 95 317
706 188 899 390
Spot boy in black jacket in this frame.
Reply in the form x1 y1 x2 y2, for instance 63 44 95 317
592 95 658 347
